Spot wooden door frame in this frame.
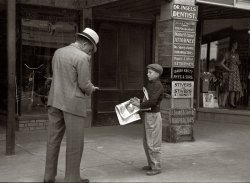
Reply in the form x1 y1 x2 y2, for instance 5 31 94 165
91 20 153 126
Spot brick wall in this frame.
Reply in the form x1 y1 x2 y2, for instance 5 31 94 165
18 110 92 131
18 119 48 131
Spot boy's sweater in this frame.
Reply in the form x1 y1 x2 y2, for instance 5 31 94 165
140 79 164 113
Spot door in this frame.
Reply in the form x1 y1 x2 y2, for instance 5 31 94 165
93 21 152 126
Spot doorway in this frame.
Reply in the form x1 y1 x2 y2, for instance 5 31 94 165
93 21 152 126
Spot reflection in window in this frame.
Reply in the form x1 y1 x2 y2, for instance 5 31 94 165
200 44 208 73
16 6 80 116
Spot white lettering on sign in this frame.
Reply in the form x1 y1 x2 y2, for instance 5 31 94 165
173 4 198 11
174 20 196 33
174 31 196 45
172 81 194 98
173 68 193 74
172 4 198 20
174 37 195 44
173 61 194 68
172 11 197 20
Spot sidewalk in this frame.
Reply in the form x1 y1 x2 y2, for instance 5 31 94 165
1 120 250 182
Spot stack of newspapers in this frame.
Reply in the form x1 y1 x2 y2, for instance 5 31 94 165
115 87 150 125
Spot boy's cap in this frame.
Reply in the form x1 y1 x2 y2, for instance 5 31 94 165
147 64 163 76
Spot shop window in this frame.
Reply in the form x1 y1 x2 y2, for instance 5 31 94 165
200 37 229 108
200 32 250 109
16 5 81 116
17 45 55 115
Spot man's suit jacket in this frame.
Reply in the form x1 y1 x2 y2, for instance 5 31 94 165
47 44 94 117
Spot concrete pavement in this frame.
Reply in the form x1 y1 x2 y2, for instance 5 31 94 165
1 120 250 182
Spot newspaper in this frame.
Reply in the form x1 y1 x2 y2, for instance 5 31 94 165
143 87 149 100
115 87 151 125
115 100 141 125
141 87 151 111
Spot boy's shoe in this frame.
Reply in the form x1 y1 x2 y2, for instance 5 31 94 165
80 178 89 183
63 178 89 183
142 166 152 171
146 169 161 176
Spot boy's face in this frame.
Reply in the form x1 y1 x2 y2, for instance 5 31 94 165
147 69 159 81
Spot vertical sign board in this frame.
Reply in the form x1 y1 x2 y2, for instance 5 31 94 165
169 4 197 99
171 4 198 69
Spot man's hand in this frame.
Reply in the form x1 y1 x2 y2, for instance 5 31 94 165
93 86 100 91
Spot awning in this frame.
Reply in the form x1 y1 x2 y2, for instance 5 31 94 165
196 0 250 10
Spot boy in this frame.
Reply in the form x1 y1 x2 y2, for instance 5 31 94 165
130 63 164 176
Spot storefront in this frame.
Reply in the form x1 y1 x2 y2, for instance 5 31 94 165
2 0 250 153
195 0 250 123
1 0 86 154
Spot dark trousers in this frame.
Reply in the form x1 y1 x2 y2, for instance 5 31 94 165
44 107 85 182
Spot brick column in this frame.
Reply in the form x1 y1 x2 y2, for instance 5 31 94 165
159 0 197 142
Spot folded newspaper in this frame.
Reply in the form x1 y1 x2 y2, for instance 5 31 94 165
115 100 141 125
115 87 151 125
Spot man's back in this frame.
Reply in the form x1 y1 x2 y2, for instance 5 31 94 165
48 45 91 117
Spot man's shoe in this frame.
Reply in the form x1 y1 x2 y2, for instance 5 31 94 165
146 170 161 176
43 178 55 183
142 166 152 171
80 178 89 183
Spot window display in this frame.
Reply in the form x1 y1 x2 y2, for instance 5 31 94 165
16 6 80 116
200 32 250 109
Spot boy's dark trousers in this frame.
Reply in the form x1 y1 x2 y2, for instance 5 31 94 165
143 112 162 170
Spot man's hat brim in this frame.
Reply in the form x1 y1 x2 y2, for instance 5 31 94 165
76 32 97 52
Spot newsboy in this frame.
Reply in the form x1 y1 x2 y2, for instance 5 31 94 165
130 63 164 176
44 28 99 183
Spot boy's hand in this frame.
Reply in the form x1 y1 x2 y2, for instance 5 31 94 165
129 98 140 108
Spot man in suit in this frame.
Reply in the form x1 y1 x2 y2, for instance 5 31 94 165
44 28 99 183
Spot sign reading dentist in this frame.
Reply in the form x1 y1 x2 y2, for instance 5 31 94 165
171 4 198 21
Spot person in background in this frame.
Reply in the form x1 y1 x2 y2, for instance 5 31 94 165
225 40 242 108
130 64 164 176
44 28 99 183
216 52 231 108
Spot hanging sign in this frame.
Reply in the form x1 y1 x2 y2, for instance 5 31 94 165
173 56 194 68
173 68 194 81
173 44 195 56
174 31 196 45
172 81 194 98
171 4 198 21
173 20 196 33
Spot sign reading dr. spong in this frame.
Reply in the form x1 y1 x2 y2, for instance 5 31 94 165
172 81 194 98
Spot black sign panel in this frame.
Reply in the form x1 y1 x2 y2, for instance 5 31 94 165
160 67 172 95
173 67 194 81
